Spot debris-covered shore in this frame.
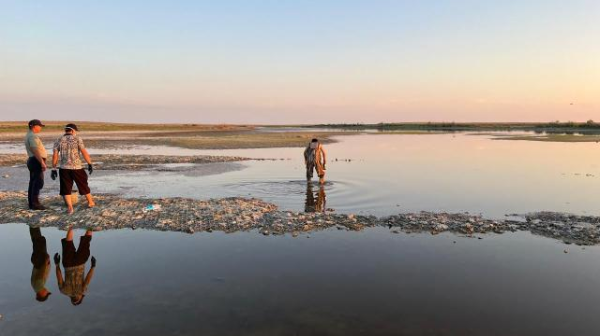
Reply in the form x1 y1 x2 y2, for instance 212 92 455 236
1 192 599 245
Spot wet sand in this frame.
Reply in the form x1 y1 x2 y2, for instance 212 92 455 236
0 123 343 149
0 153 283 170
0 162 249 195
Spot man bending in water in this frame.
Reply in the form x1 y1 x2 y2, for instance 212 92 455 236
304 138 327 184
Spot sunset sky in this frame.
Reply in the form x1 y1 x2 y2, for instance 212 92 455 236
1 1 599 124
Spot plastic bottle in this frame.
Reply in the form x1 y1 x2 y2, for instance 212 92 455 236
144 204 162 211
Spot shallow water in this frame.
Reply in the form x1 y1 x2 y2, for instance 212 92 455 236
1 223 599 336
3 133 600 334
52 133 600 218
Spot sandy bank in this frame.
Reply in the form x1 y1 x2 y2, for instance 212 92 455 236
0 124 343 149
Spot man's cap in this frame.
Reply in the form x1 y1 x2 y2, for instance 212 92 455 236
64 123 79 131
28 119 45 127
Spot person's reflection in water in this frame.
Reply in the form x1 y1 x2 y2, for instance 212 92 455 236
54 227 96 306
29 226 52 302
305 183 326 213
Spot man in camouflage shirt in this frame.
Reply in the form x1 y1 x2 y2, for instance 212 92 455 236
303 138 327 184
51 123 95 214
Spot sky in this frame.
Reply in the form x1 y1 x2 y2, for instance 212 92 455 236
1 0 599 124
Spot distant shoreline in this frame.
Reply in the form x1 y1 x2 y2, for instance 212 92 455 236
2 121 600 144
3 121 600 133
299 121 600 133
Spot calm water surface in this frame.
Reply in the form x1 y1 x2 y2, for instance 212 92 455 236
65 133 600 218
1 224 600 336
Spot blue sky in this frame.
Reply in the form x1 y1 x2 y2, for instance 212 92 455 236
1 1 598 123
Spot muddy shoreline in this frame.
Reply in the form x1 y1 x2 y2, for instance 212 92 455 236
0 153 285 171
0 126 342 149
1 192 598 245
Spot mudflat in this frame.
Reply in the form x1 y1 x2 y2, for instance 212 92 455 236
0 153 278 170
0 122 344 149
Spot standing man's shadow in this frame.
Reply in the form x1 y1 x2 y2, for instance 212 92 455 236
305 183 326 213
29 226 52 302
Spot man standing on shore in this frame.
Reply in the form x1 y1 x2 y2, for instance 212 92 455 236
303 138 327 184
51 123 95 214
25 119 48 210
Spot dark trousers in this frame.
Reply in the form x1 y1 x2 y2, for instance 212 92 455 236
30 227 49 268
61 236 92 268
306 163 315 180
27 157 45 208
59 169 91 196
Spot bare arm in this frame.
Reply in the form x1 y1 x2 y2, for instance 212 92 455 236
81 148 92 165
83 266 95 291
321 146 327 166
52 150 59 169
55 265 63 288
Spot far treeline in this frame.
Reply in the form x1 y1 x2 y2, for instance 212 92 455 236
307 121 600 133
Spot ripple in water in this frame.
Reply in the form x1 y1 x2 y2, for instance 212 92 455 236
219 178 384 214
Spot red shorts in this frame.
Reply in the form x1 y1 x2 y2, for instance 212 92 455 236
61 236 91 268
59 169 91 196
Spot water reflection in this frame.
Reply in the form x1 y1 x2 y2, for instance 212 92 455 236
305 183 326 213
4 224 600 335
55 228 97 306
29 226 52 302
